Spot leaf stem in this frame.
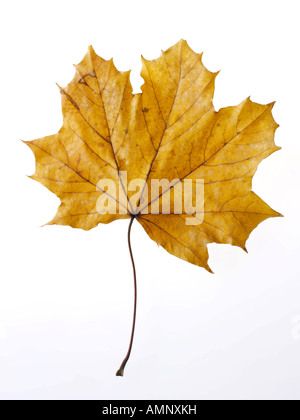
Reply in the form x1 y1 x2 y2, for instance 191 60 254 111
116 216 137 376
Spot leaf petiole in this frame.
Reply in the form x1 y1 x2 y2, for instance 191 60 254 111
116 216 137 376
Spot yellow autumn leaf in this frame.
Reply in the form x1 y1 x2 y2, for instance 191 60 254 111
25 39 281 272
25 40 281 376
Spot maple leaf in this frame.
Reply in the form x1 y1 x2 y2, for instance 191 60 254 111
25 40 281 375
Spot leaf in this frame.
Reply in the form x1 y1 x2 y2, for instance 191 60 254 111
25 40 282 376
26 40 281 272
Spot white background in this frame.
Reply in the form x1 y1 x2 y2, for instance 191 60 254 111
0 0 299 400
